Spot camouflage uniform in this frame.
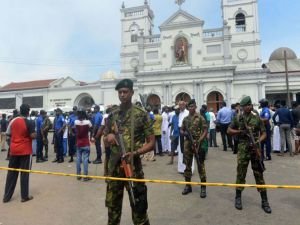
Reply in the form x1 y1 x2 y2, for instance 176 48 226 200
104 105 153 225
41 116 51 158
182 113 207 182
230 112 266 192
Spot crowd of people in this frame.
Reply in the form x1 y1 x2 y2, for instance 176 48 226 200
1 78 300 223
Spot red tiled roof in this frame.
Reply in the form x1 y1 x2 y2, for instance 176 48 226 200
0 79 57 92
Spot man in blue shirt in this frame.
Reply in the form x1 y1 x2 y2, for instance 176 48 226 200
36 110 47 163
92 105 103 164
217 101 233 151
167 106 180 165
53 108 66 163
259 99 272 160
68 106 78 162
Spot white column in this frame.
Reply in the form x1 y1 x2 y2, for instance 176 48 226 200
162 82 166 105
257 81 263 101
15 93 23 109
293 92 297 101
100 90 104 105
197 80 204 105
225 80 232 106
168 82 173 105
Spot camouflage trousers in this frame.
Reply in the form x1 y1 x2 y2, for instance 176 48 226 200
236 143 266 192
106 180 150 225
183 140 206 182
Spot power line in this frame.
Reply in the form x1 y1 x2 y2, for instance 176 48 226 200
0 58 120 67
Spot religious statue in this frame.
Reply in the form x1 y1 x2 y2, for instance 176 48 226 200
175 38 188 64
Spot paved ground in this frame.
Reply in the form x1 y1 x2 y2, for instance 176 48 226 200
0 135 300 225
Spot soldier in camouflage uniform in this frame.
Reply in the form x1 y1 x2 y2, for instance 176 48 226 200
41 111 52 160
180 99 208 198
103 79 155 225
228 96 272 214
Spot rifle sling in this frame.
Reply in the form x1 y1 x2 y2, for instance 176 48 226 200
130 106 135 176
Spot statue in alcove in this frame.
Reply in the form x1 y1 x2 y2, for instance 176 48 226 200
175 37 188 64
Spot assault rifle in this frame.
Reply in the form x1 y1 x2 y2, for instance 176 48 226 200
114 121 136 207
185 127 202 173
242 120 265 173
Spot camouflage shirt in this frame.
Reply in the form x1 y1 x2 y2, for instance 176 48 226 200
104 105 154 176
42 116 52 133
229 112 265 143
105 105 153 151
182 112 207 146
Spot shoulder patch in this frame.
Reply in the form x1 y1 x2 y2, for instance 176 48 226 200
111 106 120 115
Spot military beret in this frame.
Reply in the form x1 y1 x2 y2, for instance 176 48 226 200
115 79 133 90
187 99 196 107
240 96 252 106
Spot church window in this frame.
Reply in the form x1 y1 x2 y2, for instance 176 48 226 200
235 13 246 32
131 34 138 42
130 25 139 43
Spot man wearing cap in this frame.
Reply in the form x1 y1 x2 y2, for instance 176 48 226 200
52 108 66 163
180 99 208 198
103 79 155 225
92 105 103 164
36 110 47 163
259 98 272 160
228 96 272 214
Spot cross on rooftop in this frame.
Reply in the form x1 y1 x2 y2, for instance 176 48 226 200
175 0 186 8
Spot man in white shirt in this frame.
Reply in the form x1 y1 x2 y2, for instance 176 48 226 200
161 106 170 153
208 108 218 147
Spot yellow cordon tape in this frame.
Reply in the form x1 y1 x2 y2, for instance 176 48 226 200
0 167 300 189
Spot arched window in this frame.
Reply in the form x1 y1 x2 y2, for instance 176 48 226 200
235 13 246 32
130 25 139 43
206 91 224 112
175 92 191 104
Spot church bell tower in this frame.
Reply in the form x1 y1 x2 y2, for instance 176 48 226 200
222 0 261 69
120 1 154 77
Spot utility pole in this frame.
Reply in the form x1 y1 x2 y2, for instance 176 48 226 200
284 50 291 107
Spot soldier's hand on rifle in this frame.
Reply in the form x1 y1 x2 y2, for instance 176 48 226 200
239 129 248 136
104 133 119 146
123 151 137 161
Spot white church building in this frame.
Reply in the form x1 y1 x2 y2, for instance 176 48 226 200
0 0 300 112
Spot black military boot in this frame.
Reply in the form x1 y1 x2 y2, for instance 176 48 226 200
182 178 192 195
260 191 272 214
44 148 48 160
68 155 74 163
235 190 242 210
200 186 206 198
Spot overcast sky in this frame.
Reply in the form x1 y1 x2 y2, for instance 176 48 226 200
0 0 299 86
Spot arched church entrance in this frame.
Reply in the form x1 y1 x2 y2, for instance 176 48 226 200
207 91 224 112
175 92 191 104
74 93 95 110
147 94 161 110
